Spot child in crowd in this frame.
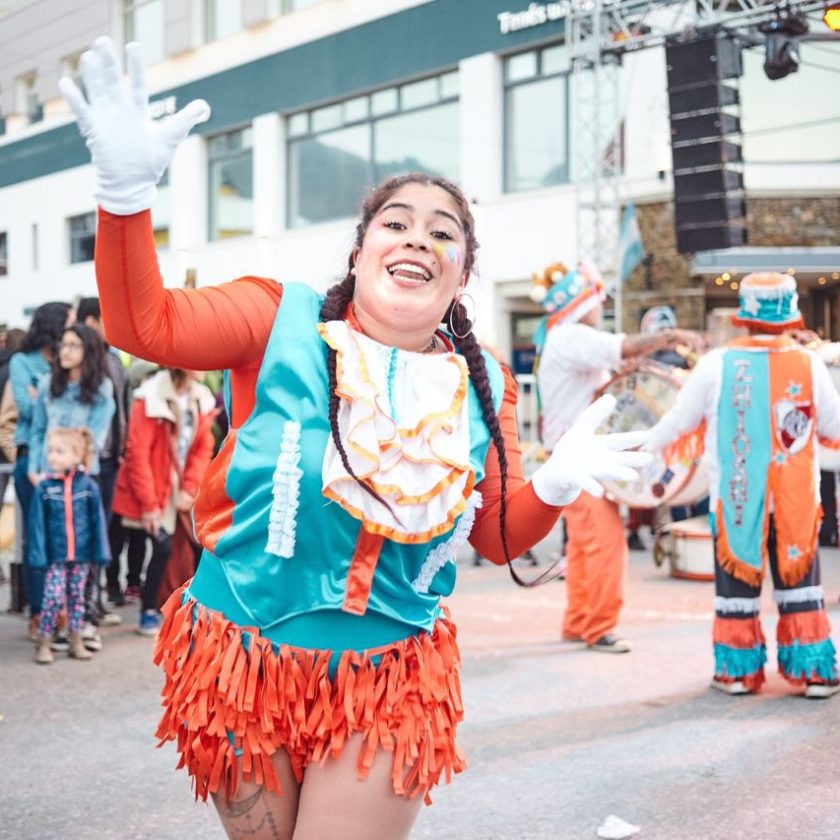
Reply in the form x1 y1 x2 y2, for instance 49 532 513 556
29 427 111 664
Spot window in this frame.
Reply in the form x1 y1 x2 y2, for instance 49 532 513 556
16 73 42 125
0 231 7 275
287 71 460 227
153 171 170 248
205 0 242 41
208 127 254 241
504 43 570 193
124 0 164 65
68 212 96 264
283 0 326 11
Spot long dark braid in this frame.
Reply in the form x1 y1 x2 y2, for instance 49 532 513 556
447 300 561 588
319 263 395 516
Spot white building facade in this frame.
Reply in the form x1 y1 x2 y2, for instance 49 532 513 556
0 0 838 368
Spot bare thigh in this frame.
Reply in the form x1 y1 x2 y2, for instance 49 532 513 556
292 733 424 840
212 748 301 840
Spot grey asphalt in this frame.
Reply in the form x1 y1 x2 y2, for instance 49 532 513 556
2 533 839 839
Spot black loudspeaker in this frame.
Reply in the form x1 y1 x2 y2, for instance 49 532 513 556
666 30 746 253
666 33 742 87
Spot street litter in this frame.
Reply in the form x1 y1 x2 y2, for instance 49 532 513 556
597 814 641 839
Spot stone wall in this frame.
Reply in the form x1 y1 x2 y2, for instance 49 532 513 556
620 195 840 331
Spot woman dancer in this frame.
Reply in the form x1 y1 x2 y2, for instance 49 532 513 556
60 37 648 839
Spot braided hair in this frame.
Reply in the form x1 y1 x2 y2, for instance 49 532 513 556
319 173 512 567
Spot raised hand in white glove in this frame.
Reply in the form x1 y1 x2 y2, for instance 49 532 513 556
531 395 653 506
58 36 211 215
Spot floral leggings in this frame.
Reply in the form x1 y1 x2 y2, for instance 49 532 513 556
40 563 89 637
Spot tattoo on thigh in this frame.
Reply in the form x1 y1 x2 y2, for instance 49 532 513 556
221 789 264 819
217 789 285 839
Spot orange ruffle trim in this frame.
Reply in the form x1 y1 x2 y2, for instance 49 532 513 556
153 587 466 804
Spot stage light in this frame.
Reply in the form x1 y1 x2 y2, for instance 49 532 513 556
761 12 809 80
824 3 840 31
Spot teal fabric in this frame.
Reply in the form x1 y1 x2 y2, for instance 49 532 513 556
736 289 800 327
713 348 771 575
190 282 503 646
778 638 838 682
714 642 767 679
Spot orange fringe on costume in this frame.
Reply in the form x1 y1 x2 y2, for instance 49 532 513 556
713 615 766 650
713 499 767 588
152 587 466 804
777 610 831 647
662 420 706 468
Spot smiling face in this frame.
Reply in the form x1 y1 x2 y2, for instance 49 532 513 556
351 182 471 348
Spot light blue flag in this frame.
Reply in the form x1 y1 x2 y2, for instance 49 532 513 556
619 200 644 284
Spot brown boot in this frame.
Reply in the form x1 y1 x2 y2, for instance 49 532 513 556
35 637 54 665
68 632 93 660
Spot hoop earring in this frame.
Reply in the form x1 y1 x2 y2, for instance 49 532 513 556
448 293 476 340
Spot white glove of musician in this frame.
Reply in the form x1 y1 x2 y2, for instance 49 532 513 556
531 395 653 506
58 36 211 215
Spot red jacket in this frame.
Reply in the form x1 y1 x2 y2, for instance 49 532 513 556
112 371 216 519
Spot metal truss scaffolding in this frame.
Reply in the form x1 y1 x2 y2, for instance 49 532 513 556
567 0 826 329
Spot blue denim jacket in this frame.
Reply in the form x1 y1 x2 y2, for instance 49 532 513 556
28 470 111 568
9 350 50 447
28 377 115 475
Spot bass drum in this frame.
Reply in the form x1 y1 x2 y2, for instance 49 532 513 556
595 362 708 509
818 365 840 471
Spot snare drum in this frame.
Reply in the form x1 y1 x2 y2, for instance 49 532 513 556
595 363 708 508
654 515 715 581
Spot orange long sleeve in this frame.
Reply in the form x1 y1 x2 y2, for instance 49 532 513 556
470 368 563 564
95 209 281 371
95 210 561 558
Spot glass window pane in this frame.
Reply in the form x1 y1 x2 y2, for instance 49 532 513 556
0 231 7 275
374 101 459 185
343 96 369 123
130 0 164 64
541 43 569 76
288 124 371 227
401 78 438 110
505 76 568 192
209 153 254 240
69 212 96 264
285 0 324 10
440 71 459 99
206 0 242 40
208 135 228 158
371 88 397 116
311 103 342 133
505 51 538 84
288 112 308 137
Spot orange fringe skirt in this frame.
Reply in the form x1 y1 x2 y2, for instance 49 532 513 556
152 586 466 804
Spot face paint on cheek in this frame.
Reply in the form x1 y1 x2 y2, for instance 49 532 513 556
433 242 463 267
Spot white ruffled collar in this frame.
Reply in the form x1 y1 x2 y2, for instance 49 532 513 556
317 320 475 542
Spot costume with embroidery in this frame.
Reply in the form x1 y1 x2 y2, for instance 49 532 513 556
648 273 840 692
155 283 503 802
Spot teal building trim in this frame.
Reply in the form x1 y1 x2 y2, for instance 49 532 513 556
0 0 564 188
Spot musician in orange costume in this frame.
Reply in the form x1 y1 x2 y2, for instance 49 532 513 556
534 263 700 652
646 273 840 697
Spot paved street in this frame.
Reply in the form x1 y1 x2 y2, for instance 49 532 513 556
2 533 840 840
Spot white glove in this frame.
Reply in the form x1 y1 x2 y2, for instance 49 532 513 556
531 395 653 505
58 36 211 215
